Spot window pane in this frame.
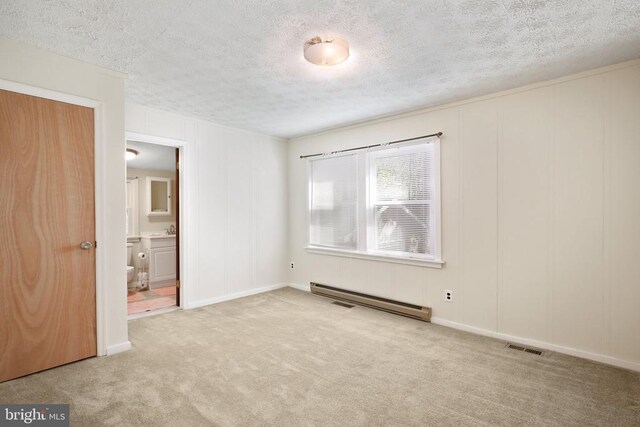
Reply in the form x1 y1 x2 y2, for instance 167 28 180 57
309 155 358 249
375 149 431 201
375 203 431 255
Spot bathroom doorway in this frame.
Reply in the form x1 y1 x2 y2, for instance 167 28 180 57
125 138 182 317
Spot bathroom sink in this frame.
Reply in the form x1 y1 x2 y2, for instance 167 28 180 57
140 235 176 250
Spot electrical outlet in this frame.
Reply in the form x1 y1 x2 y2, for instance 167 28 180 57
290 263 294 269
444 290 453 302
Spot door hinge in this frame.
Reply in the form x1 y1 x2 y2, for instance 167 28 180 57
95 241 98 249
176 280 180 289
176 161 180 171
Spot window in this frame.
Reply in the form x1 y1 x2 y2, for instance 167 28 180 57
307 137 442 266
369 144 435 258
309 154 358 249
126 178 139 237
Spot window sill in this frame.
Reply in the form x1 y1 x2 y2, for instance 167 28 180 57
305 246 444 269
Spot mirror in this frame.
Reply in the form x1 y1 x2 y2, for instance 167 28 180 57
147 177 172 216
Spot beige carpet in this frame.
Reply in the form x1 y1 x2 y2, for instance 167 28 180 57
1 288 639 426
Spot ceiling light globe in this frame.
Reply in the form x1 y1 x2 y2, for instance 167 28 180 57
304 37 349 66
125 148 139 161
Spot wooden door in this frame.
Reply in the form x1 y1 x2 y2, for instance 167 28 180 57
175 147 180 307
0 89 97 383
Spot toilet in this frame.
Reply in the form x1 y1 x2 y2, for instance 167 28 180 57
126 243 135 286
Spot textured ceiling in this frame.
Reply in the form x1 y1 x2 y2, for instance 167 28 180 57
1 1 640 138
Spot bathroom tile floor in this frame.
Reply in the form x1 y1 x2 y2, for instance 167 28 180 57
127 285 176 316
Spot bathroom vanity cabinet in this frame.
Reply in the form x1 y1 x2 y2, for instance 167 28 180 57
140 235 176 288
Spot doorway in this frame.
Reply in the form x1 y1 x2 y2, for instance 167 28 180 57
125 137 183 317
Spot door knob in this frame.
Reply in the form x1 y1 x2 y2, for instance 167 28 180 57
80 241 93 250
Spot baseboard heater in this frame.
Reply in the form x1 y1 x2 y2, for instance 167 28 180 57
310 282 431 322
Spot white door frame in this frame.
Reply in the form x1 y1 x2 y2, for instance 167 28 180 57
125 131 190 310
0 78 109 356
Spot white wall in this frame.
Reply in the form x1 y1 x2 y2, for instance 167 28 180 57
0 37 128 354
126 104 289 308
288 61 640 371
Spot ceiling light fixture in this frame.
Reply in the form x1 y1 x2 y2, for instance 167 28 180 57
304 36 349 66
125 148 139 161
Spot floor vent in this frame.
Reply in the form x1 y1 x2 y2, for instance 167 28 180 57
310 282 431 322
507 343 544 356
332 301 355 309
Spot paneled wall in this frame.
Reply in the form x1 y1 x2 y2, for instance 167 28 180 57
126 104 289 308
287 62 640 370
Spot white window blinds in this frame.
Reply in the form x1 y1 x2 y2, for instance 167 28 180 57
309 154 358 249
126 178 139 238
369 144 434 258
307 136 440 264
126 179 135 237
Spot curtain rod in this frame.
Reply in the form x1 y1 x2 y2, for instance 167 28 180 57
299 132 443 159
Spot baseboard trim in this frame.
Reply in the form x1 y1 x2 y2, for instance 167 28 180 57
184 283 289 309
149 279 176 289
287 283 311 292
431 317 640 373
106 341 132 356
